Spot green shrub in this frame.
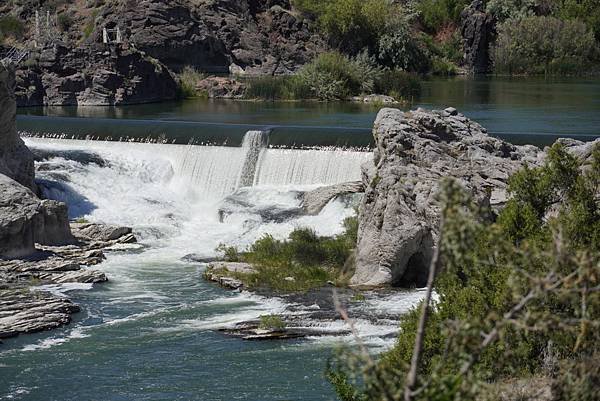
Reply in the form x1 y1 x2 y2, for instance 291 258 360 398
377 19 431 73
493 16 598 75
216 243 240 262
244 75 311 101
431 57 458 75
417 0 470 33
374 69 421 100
0 15 24 41
177 66 205 98
329 143 600 400
296 51 384 100
258 314 286 330
317 0 388 54
485 0 537 21
211 216 358 292
553 0 600 41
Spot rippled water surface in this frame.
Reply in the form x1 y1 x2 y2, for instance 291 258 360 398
3 77 599 401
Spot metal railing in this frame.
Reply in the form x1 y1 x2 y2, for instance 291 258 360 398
1 47 29 67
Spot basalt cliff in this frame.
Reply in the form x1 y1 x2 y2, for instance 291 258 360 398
3 0 324 106
351 107 599 287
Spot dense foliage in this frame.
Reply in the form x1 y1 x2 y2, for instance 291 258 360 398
244 52 421 101
329 143 600 400
177 66 206 99
0 15 24 43
210 216 358 292
292 0 446 75
493 16 598 75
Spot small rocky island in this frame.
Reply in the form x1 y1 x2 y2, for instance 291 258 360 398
0 63 136 340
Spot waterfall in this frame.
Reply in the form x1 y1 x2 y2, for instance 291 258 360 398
24 137 373 201
236 130 269 189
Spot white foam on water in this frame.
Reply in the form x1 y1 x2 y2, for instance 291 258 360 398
20 327 90 352
19 136 419 349
1 386 35 400
32 283 94 298
158 292 288 332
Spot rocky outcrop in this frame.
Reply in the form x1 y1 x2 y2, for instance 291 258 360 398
301 181 364 215
460 0 496 74
0 222 138 340
94 0 325 74
0 65 35 190
197 77 247 99
0 170 74 258
0 290 81 340
15 43 178 106
351 107 543 288
204 262 256 290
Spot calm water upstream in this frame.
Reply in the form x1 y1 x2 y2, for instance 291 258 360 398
2 77 599 401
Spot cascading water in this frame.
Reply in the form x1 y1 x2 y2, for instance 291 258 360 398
2 134 424 401
25 133 373 201
236 130 269 189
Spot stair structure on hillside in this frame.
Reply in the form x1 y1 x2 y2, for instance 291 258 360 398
102 26 123 44
0 47 29 67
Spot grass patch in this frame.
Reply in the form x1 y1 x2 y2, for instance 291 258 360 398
258 314 286 331
244 52 421 102
211 216 358 292
177 66 206 99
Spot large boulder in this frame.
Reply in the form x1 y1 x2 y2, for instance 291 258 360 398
15 43 178 106
351 107 542 288
0 65 35 190
0 174 74 258
460 0 496 74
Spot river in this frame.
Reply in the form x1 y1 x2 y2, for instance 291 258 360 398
1 77 599 401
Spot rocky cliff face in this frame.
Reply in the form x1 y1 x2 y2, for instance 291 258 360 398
0 64 74 257
0 65 35 190
460 0 495 74
95 0 325 75
351 107 543 287
16 43 178 106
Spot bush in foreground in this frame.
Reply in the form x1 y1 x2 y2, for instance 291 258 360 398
329 143 600 400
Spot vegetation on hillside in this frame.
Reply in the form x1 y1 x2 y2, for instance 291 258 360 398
209 216 358 292
328 143 600 400
244 52 421 101
0 15 25 44
177 66 207 99
292 0 600 76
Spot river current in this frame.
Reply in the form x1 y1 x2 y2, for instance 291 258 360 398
2 77 599 401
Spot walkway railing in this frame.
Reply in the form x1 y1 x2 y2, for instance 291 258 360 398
1 47 29 67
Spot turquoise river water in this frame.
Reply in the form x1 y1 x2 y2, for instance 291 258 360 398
1 77 599 401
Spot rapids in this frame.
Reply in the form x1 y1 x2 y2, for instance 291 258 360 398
0 133 421 401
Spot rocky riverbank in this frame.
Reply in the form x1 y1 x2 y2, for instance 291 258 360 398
0 222 138 341
0 63 138 341
203 261 421 341
16 43 178 107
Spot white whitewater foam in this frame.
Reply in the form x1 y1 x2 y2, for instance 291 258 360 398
32 283 94 298
20 137 419 350
21 327 90 352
